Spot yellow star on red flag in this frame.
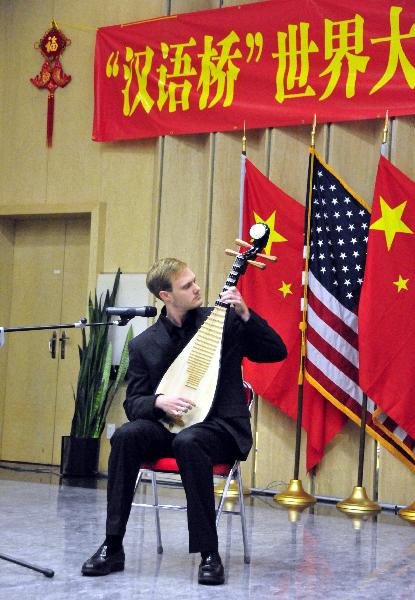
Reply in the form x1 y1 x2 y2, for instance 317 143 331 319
278 281 293 298
393 275 409 293
370 196 414 251
253 210 287 255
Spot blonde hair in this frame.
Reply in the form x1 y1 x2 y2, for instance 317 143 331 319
146 258 187 299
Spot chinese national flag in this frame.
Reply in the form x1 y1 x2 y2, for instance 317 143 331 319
359 156 415 440
240 158 345 471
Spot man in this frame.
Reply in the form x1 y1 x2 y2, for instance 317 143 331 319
82 258 287 584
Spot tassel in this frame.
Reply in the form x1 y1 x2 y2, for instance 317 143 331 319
47 91 55 147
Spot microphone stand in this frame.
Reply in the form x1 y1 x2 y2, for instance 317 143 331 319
0 315 133 348
0 314 134 577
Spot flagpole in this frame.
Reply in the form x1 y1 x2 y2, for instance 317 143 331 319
238 121 247 239
275 115 317 508
336 116 391 517
336 392 380 514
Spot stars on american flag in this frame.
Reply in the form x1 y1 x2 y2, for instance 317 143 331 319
308 158 371 311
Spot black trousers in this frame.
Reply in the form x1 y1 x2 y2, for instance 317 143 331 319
106 418 238 553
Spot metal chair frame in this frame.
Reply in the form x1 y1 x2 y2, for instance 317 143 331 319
131 383 255 564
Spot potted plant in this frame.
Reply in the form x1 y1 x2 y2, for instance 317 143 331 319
60 270 133 477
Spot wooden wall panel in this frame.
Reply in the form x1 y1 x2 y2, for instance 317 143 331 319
391 115 415 179
0 0 53 206
101 139 159 273
172 0 219 13
0 1 7 200
45 2 100 206
314 424 376 500
158 134 212 285
255 399 308 491
269 125 324 203
378 450 414 507
0 220 15 451
48 1 169 209
328 120 385 207
90 0 168 25
223 0 263 7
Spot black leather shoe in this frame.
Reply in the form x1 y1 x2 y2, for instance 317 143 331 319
81 544 125 576
198 552 225 585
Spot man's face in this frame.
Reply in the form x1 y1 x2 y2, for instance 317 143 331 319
166 267 202 313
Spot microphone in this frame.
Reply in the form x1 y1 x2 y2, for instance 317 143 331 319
106 306 157 318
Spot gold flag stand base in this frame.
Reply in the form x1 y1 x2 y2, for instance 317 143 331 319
214 479 250 497
336 486 381 514
274 479 316 507
398 501 415 523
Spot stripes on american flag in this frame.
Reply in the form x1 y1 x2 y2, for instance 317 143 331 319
304 149 415 472
373 410 415 463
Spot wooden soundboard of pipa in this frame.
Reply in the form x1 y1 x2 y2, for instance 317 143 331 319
157 306 227 433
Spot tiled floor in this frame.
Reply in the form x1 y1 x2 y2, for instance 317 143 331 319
0 463 414 599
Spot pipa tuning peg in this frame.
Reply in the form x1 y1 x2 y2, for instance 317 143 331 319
235 239 277 262
225 248 266 269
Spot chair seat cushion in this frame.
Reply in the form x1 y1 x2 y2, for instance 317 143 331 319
140 458 232 477
141 458 179 473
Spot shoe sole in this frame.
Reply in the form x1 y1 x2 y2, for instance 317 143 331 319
198 578 225 585
82 562 125 576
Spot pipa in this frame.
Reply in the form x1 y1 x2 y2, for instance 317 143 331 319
157 223 271 433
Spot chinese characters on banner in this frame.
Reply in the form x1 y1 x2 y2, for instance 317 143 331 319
93 0 415 142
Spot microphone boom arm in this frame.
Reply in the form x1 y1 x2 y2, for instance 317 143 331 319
0 308 156 347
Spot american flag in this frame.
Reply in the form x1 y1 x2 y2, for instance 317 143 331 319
304 150 415 471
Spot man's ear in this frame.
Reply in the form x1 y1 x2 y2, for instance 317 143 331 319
159 290 170 303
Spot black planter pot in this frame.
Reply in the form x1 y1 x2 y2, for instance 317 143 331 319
60 435 100 477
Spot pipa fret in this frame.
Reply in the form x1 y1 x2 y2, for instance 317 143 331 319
185 306 227 389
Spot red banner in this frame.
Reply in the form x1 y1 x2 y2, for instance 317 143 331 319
93 0 415 142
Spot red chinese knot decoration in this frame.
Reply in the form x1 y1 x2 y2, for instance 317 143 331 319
30 21 71 147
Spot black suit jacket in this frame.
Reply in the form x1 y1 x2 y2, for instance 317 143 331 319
123 307 287 458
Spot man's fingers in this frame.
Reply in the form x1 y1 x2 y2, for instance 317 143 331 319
179 398 196 407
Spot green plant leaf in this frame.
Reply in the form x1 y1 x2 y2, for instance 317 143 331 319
95 325 133 437
70 268 125 438
89 343 113 438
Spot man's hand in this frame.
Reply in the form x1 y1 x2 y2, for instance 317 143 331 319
220 286 250 322
155 394 196 417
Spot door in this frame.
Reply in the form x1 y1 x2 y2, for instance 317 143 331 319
1 215 90 464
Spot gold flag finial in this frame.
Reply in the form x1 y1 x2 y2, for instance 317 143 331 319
382 110 389 145
311 114 317 148
242 120 247 155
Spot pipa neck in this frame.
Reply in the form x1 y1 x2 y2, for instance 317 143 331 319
215 254 245 308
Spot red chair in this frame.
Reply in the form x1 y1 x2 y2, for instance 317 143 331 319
131 382 255 564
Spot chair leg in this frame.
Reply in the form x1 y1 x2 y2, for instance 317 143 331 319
133 469 144 496
236 467 250 564
215 467 235 528
151 471 163 554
